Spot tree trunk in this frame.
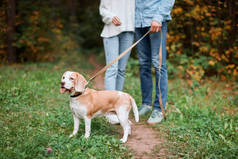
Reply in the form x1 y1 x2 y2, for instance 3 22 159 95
6 0 16 63
68 0 77 23
227 0 237 62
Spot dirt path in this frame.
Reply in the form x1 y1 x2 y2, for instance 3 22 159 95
89 54 167 159
127 123 167 159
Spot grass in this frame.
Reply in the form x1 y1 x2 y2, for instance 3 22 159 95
1 55 238 158
0 61 132 159
124 58 238 158
161 79 238 159
124 63 238 158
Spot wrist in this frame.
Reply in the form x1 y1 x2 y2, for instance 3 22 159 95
153 15 163 25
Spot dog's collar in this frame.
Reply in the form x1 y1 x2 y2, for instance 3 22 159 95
70 92 83 98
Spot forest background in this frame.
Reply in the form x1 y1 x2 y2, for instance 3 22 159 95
1 0 238 81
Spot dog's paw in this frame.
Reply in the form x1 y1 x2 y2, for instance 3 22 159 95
84 134 90 139
69 134 75 138
120 138 127 143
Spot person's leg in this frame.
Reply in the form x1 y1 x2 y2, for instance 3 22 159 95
116 32 134 91
150 22 168 111
103 36 119 90
135 27 153 107
147 22 168 124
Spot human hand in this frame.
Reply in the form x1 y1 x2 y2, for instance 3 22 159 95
112 16 121 26
150 20 162 33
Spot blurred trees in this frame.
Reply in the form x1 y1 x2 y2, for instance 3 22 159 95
168 0 238 79
0 0 237 79
0 0 102 63
6 0 16 63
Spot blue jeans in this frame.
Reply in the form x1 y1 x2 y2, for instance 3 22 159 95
135 22 168 111
103 32 134 91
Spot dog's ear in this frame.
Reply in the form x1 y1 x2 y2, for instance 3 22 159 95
74 73 87 92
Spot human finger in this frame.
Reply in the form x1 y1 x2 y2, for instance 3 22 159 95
150 25 156 33
155 26 161 32
114 17 121 25
112 18 120 26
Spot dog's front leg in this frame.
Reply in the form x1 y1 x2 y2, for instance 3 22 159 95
84 117 91 139
69 115 80 138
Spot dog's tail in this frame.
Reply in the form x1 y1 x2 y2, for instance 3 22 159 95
130 96 139 122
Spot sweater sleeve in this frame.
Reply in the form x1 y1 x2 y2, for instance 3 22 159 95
99 0 114 25
153 0 175 24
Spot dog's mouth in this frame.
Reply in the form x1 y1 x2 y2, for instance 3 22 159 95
60 87 73 94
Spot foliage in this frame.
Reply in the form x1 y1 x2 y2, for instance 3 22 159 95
1 0 238 79
0 0 7 61
0 0 102 63
126 58 140 77
76 5 103 49
168 0 238 79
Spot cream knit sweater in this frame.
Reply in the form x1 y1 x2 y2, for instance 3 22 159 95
99 0 135 38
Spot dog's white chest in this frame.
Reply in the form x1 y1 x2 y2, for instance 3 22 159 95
70 99 87 118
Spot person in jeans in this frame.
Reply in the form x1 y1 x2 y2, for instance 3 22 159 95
99 0 134 91
99 0 134 124
135 0 175 124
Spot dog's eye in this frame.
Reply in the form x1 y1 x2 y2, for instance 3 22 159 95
70 77 74 80
63 77 65 79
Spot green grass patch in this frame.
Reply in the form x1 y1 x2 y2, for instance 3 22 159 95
0 62 131 159
150 79 237 158
124 63 238 158
1 55 238 158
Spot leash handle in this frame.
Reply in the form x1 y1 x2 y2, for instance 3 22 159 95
158 31 166 119
85 30 150 88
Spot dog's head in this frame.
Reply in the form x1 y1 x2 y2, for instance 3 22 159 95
60 71 87 94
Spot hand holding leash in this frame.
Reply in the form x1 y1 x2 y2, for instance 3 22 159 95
150 20 162 33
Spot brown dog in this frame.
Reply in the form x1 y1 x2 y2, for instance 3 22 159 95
60 71 139 143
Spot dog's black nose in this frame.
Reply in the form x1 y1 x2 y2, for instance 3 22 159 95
60 82 65 86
